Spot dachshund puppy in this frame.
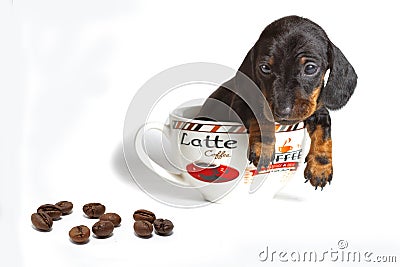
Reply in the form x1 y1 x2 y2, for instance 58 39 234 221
197 15 357 189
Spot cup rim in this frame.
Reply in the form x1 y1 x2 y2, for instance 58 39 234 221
170 105 244 126
169 104 307 133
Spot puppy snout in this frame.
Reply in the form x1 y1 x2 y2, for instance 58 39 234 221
274 106 291 119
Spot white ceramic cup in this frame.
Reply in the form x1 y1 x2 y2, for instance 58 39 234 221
137 105 249 202
136 105 307 202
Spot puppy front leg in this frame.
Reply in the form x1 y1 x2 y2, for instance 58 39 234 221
304 107 333 189
248 118 275 171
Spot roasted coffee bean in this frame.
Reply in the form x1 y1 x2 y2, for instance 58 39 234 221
69 225 90 244
55 201 73 215
99 213 121 227
31 212 53 231
37 204 62 220
92 220 114 238
83 203 106 218
133 220 153 238
133 209 156 223
153 218 174 236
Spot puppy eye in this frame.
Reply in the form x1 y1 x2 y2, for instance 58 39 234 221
304 63 319 75
260 64 272 74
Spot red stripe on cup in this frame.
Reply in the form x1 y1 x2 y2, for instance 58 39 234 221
211 125 220 132
236 125 247 133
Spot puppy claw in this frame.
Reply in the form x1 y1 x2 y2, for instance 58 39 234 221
249 151 256 163
256 156 270 172
304 153 333 191
256 163 261 172
261 155 270 168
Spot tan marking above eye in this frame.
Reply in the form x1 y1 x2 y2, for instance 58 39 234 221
299 57 307 65
268 57 274 66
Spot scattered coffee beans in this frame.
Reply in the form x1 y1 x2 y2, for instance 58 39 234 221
31 212 53 231
133 209 156 223
69 225 90 244
134 220 153 237
32 202 175 244
153 218 174 236
37 204 62 220
99 213 121 227
83 203 106 218
55 201 73 215
92 220 114 238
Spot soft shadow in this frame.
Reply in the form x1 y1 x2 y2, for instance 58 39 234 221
69 238 90 245
112 142 208 208
273 192 304 202
134 232 153 239
31 225 53 232
92 233 114 239
112 143 137 186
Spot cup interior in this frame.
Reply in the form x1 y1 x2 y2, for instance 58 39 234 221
171 105 243 126
172 105 202 120
193 161 219 169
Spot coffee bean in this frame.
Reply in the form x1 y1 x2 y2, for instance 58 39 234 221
153 218 174 236
83 203 105 218
133 220 153 238
92 220 114 238
55 201 73 215
31 212 53 231
99 213 121 227
69 225 90 244
37 204 62 220
133 209 156 223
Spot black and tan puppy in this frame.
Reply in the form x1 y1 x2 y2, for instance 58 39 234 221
197 15 357 190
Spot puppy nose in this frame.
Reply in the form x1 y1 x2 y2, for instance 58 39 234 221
274 107 291 119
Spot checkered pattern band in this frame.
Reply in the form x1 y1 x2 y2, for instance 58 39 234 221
172 121 305 133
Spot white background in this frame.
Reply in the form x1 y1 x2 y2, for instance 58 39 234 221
1 0 400 266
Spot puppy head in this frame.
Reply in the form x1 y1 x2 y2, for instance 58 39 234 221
239 16 357 124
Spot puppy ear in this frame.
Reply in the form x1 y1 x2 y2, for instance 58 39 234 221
238 47 255 79
320 42 358 110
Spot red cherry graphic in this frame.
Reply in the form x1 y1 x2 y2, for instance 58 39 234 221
186 163 239 183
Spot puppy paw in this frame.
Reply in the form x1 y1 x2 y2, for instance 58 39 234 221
247 119 276 171
248 141 275 171
304 154 333 190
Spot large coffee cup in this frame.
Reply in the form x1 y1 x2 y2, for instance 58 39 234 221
135 105 307 203
136 105 249 202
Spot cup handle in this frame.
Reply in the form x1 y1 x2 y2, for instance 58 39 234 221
135 122 189 186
